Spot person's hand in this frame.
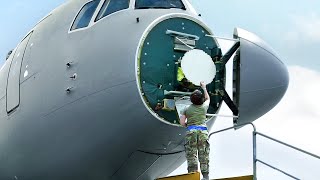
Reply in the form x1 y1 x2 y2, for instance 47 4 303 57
200 81 206 89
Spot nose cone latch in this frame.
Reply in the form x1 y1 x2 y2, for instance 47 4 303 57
232 28 289 125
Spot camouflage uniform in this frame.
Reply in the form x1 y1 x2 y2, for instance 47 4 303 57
185 129 210 173
181 100 210 175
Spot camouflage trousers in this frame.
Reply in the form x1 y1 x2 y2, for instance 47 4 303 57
185 130 210 174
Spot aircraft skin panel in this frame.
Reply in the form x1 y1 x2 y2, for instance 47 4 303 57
1 80 186 179
0 97 7 122
111 151 161 179
116 153 187 180
6 32 33 113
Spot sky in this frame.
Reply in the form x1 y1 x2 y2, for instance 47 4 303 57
0 0 319 179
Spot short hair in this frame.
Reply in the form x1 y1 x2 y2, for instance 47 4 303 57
190 90 204 105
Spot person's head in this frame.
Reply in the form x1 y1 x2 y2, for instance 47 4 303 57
190 89 204 105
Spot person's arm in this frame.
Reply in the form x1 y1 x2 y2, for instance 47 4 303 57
200 81 210 102
179 115 187 127
179 107 187 127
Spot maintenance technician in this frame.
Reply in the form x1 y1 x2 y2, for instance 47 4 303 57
180 81 210 180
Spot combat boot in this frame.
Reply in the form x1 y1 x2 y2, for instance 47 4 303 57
202 172 209 180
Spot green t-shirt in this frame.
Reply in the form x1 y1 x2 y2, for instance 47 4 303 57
181 100 210 126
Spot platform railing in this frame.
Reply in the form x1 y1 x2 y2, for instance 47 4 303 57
208 123 320 180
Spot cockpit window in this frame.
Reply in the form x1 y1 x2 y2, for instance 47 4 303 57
95 0 130 21
71 0 100 30
135 0 186 10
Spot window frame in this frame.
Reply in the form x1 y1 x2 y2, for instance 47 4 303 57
134 0 186 10
70 0 101 31
94 0 130 22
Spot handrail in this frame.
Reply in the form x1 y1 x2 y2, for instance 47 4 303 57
208 122 256 138
208 122 257 179
208 122 320 180
256 159 300 180
256 132 320 160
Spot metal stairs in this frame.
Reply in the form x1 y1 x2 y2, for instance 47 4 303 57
157 122 320 180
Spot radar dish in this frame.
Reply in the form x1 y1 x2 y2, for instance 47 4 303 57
181 49 216 85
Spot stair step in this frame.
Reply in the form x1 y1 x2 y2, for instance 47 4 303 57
212 175 253 180
157 172 253 180
157 172 200 180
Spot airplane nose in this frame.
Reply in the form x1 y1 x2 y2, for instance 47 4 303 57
233 28 289 125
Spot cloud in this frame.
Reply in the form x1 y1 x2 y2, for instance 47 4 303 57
171 66 320 179
253 65 320 179
256 66 320 154
285 13 320 43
